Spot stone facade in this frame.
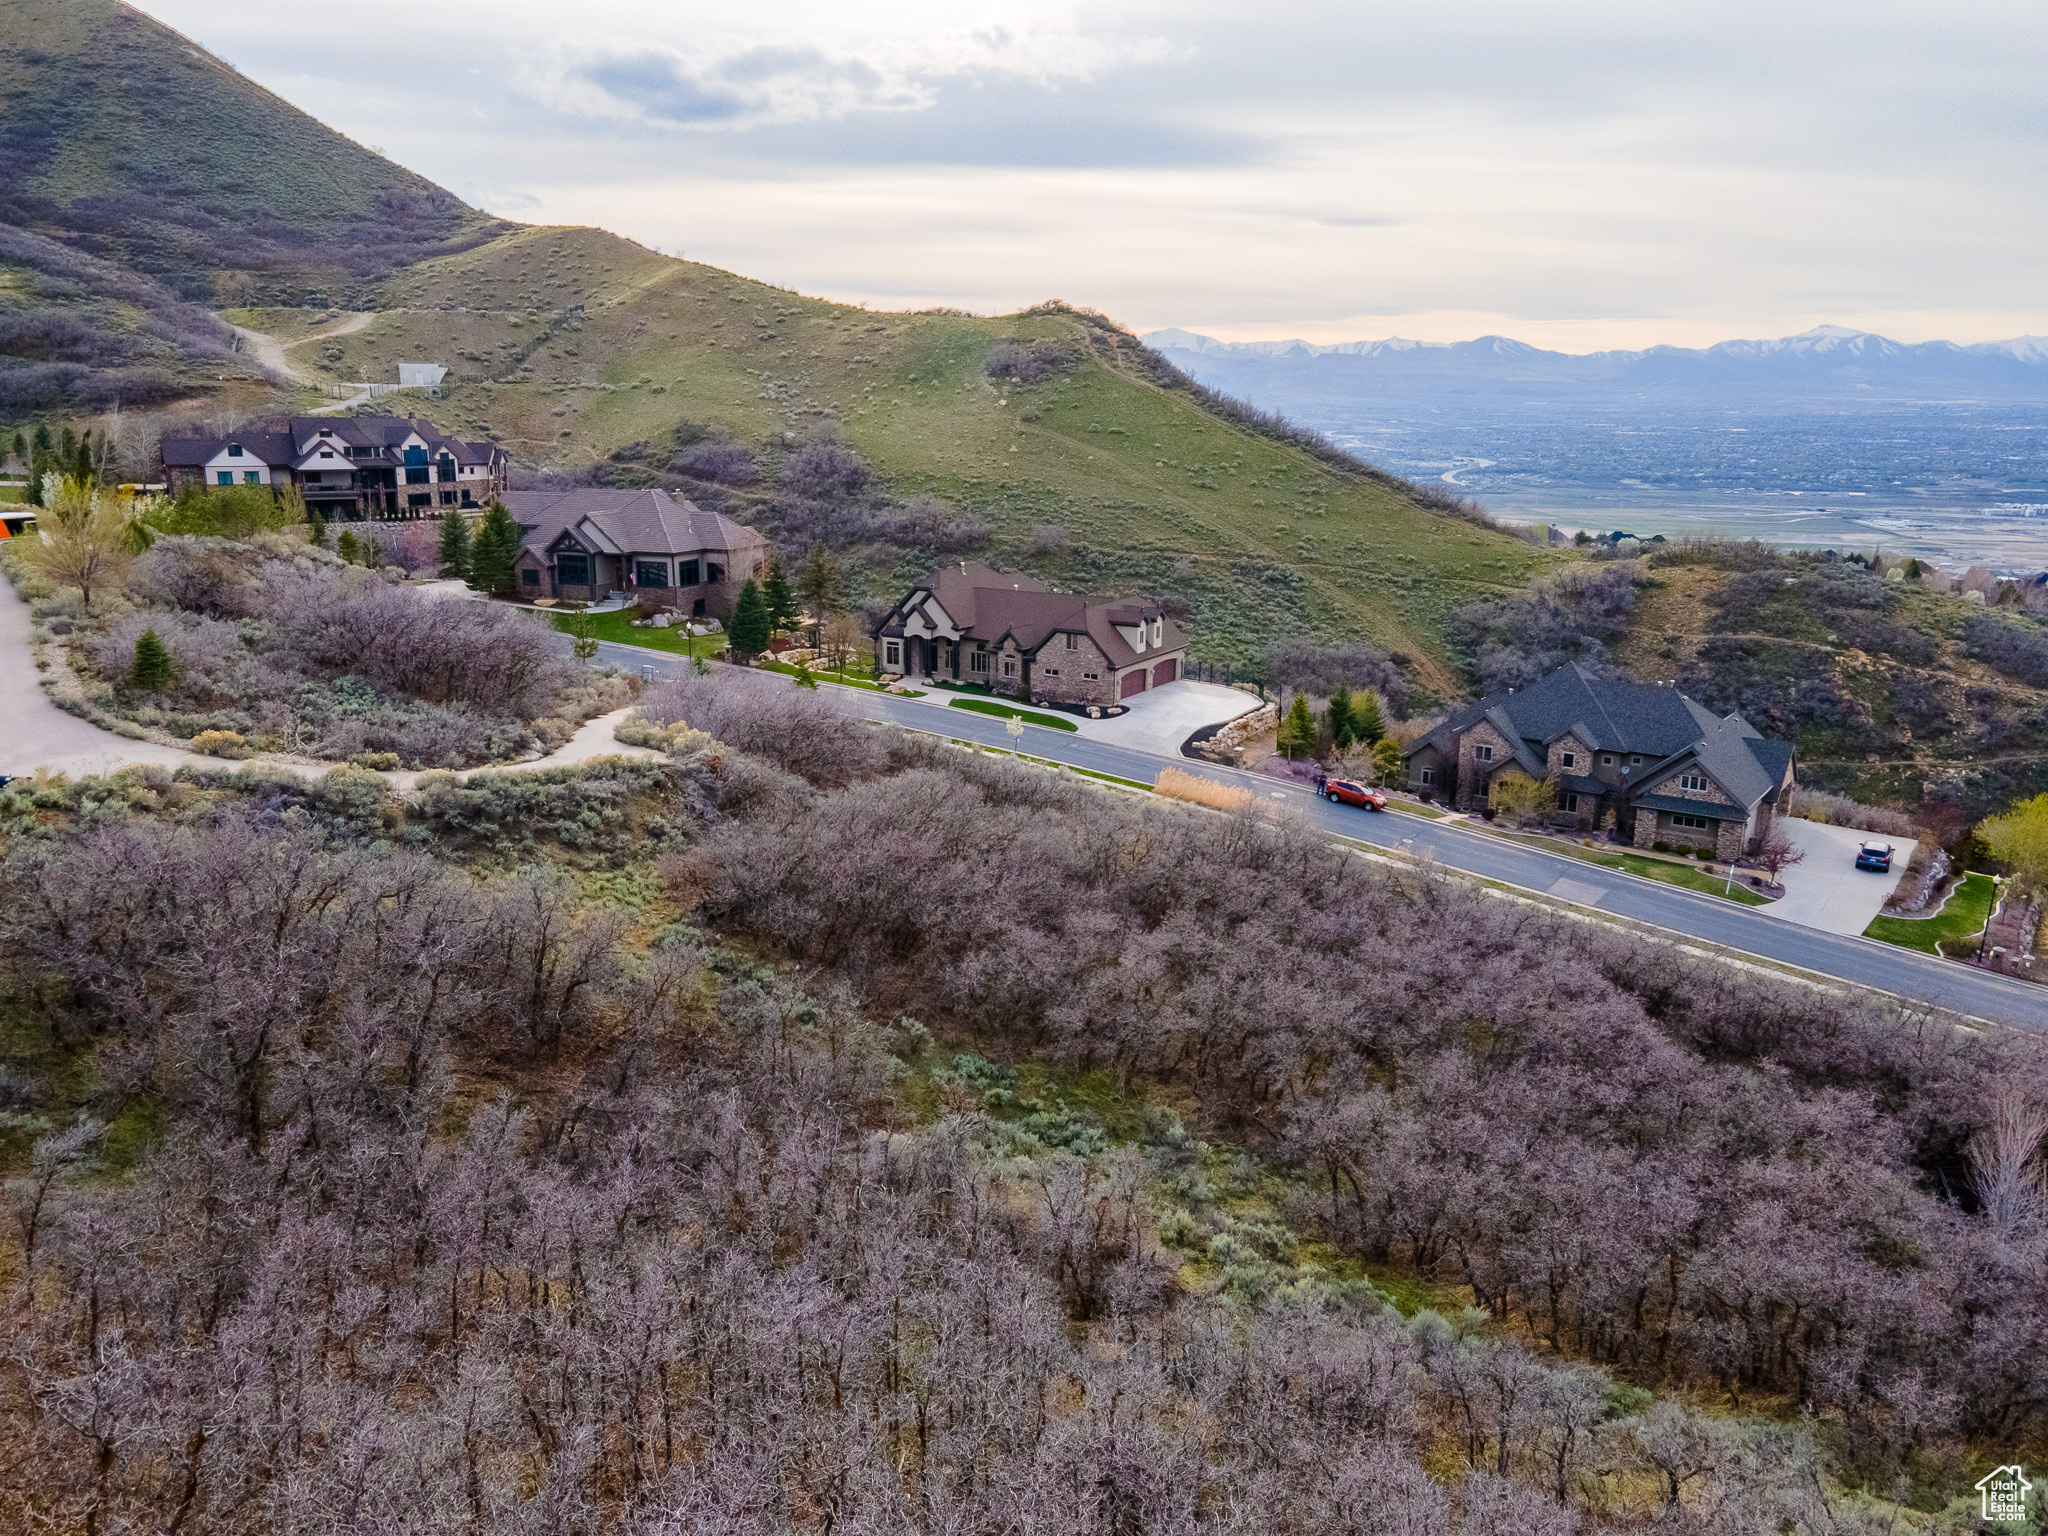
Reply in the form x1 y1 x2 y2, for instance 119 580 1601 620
1032 632 1118 707
1454 719 1518 811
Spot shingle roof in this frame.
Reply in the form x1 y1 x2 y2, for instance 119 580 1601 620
501 488 763 559
160 415 504 469
1407 662 1793 815
895 562 1185 669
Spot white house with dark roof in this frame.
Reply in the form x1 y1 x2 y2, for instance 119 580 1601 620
875 562 1187 708
503 488 769 619
1403 662 1795 859
159 415 507 520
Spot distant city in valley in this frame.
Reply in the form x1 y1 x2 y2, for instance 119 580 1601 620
1146 326 2048 571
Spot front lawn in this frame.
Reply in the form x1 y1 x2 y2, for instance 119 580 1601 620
1864 871 1998 955
1546 845 1770 905
948 698 1080 732
551 608 725 658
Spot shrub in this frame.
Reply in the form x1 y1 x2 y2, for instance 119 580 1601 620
349 750 401 771
1695 847 1715 860
637 670 884 787
1652 840 1671 853
190 729 249 758
1452 562 1645 692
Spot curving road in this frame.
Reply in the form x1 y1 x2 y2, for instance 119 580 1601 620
600 637 2048 1030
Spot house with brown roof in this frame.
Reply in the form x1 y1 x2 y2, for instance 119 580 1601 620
159 416 507 521
1402 662 1796 859
504 488 769 618
876 563 1187 708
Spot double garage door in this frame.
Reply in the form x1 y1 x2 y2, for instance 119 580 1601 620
1119 658 1180 699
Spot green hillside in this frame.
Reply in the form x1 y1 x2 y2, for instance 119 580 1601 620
300 225 1551 676
0 0 503 304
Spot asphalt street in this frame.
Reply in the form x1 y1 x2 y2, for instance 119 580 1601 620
601 637 2048 1030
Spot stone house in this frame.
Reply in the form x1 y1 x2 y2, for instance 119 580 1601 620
1402 662 1795 859
504 488 768 618
159 416 507 521
874 563 1187 708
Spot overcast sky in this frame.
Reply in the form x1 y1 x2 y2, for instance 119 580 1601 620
149 0 2048 351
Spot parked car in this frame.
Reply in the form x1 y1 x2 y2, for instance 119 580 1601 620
1325 778 1388 810
1855 841 1895 872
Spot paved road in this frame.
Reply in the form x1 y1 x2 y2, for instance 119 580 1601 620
605 637 2048 1029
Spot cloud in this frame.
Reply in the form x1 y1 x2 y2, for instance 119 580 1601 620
518 22 1184 132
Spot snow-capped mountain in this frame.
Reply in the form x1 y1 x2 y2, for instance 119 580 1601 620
1141 324 2048 399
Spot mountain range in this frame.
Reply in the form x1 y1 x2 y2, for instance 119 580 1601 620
1143 325 2048 399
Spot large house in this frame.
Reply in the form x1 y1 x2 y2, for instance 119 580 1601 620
504 488 768 619
160 416 507 520
875 563 1187 708
1403 663 1795 859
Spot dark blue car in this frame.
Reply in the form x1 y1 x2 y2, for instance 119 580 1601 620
1855 841 1894 873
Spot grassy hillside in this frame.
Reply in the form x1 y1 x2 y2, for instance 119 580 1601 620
0 0 504 303
298 226 1552 676
1617 542 2048 820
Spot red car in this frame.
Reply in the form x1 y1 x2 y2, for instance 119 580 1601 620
1324 778 1387 810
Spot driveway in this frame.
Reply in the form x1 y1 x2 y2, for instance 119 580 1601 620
1767 816 1908 935
1074 680 1259 753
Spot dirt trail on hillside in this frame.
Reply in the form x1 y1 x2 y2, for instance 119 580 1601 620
225 311 375 385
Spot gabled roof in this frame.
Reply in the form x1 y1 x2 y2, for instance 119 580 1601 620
1406 662 1792 814
161 415 503 469
503 488 763 559
887 562 1186 669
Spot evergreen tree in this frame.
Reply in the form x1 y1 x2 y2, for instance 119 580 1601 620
566 610 599 666
335 528 363 564
58 426 76 466
1277 695 1318 759
795 544 843 627
1353 690 1386 746
130 628 175 693
306 507 329 549
466 501 521 597
728 578 771 661
9 431 24 468
26 450 47 506
31 424 52 455
762 560 796 631
1325 685 1356 752
74 431 94 485
437 510 473 580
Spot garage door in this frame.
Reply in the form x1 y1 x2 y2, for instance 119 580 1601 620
1152 658 1178 687
1120 669 1147 699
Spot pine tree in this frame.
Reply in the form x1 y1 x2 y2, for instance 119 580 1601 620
58 426 76 466
795 544 843 626
728 578 771 661
8 431 24 468
762 560 796 631
437 510 472 580
1325 685 1356 751
1277 695 1318 759
26 450 46 506
74 432 94 485
335 528 362 564
306 507 329 549
466 501 520 597
1353 690 1386 746
31 424 53 454
131 628 175 693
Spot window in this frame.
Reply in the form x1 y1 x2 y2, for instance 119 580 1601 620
521 568 540 587
1065 632 1078 649
227 444 244 458
407 492 431 508
1679 772 1707 791
1670 813 1711 830
885 641 902 668
635 560 670 589
1420 767 1437 787
1564 793 1580 812
1629 754 1643 765
1083 671 1098 680
678 560 700 586
217 471 234 486
437 454 456 483
1151 618 1162 646
970 650 989 673
706 562 725 584
1560 751 1578 769
243 472 261 484
439 491 456 505
1475 743 1495 762
557 553 591 586
406 467 430 485
1003 658 1017 677
1600 753 1615 766
1043 667 1060 677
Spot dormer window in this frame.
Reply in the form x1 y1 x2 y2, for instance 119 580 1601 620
1151 618 1162 646
227 443 243 457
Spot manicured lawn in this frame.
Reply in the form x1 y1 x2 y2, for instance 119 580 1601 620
948 697 1079 732
760 658 890 691
1549 846 1769 905
550 608 724 657
1864 871 1998 955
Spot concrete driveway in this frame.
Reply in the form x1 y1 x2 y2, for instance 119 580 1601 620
1767 816 1908 935
1074 680 1259 753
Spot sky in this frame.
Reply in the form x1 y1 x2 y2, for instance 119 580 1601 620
148 0 2048 352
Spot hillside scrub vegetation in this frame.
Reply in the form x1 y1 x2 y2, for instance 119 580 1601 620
7 527 625 766
2 676 2038 1531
